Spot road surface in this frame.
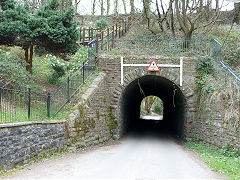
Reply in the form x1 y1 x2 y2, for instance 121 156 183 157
6 133 223 180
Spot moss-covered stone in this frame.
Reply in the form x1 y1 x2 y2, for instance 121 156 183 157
107 105 118 136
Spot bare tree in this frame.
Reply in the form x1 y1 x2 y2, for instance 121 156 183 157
114 0 118 15
74 0 81 13
175 0 220 47
100 0 104 15
130 0 135 15
143 0 151 28
107 0 110 15
92 0 96 15
155 0 170 32
168 0 175 36
122 0 127 14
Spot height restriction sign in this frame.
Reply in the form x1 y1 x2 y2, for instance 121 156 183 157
147 59 160 71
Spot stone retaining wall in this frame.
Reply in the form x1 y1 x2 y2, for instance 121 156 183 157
0 121 67 170
68 72 117 148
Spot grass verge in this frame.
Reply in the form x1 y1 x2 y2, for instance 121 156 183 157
184 141 240 179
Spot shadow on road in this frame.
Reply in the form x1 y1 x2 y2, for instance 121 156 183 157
125 118 180 141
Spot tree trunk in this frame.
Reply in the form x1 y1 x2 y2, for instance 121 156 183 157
29 45 33 74
24 47 30 73
183 31 192 49
143 0 151 28
122 0 127 14
130 0 135 16
75 0 78 13
107 0 110 15
114 0 118 15
144 96 157 114
92 0 96 15
234 3 240 24
169 0 175 37
100 0 104 15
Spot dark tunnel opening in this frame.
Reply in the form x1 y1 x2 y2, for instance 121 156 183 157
120 75 185 138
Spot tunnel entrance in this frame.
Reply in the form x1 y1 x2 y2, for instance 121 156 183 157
120 75 185 138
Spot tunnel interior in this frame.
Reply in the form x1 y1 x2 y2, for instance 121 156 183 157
120 75 185 138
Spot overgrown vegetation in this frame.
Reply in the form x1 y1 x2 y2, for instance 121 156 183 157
95 18 108 30
184 141 240 179
0 49 31 86
196 55 240 132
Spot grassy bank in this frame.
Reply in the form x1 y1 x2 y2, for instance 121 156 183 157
184 141 240 179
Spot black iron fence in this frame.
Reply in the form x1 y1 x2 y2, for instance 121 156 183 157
0 40 97 123
0 83 47 123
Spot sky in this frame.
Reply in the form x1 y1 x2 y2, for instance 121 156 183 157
76 0 235 15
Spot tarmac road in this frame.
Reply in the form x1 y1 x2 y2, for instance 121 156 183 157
6 133 223 180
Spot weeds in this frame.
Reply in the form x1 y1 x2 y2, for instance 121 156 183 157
184 141 240 179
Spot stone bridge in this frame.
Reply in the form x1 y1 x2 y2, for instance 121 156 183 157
68 55 198 143
1 54 239 170
69 54 239 148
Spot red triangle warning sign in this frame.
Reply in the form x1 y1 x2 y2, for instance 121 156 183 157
147 59 160 71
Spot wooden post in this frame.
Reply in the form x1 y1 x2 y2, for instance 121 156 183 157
115 23 118 38
112 26 115 48
88 28 91 41
96 34 99 52
83 28 85 42
119 25 121 38
101 31 104 50
107 28 110 50
80 27 82 42
125 20 127 33
91 28 93 41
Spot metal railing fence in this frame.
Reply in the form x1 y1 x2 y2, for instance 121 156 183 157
0 40 97 123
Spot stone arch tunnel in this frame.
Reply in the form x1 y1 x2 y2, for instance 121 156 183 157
120 75 186 138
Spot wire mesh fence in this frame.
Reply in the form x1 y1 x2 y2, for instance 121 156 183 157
111 35 211 56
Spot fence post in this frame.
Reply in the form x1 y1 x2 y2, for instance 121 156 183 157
0 81 2 107
122 24 124 36
119 25 121 38
107 28 110 50
47 92 51 118
112 26 115 49
83 28 85 42
96 34 99 53
89 28 91 41
67 77 70 102
28 88 31 120
115 23 118 38
83 61 85 84
101 31 104 50
125 20 127 33
91 28 93 41
80 27 82 42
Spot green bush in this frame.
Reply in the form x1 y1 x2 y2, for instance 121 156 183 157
95 18 108 30
153 100 163 114
0 49 31 86
45 54 67 84
225 48 240 65
197 56 214 75
68 46 88 72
